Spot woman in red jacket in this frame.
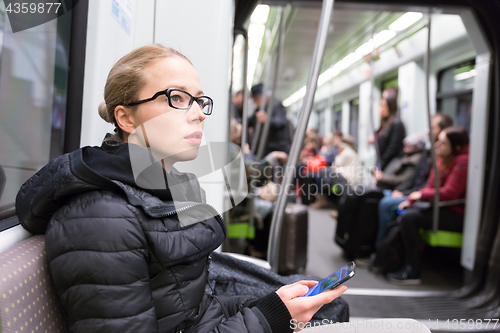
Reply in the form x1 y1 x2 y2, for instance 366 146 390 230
387 126 469 284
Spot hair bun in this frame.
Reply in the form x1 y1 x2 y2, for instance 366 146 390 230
98 101 113 123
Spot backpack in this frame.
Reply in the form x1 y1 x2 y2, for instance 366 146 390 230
374 221 404 274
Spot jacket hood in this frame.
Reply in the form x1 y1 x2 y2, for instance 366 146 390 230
16 138 206 235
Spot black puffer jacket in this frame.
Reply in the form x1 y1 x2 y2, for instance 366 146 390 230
16 140 292 333
377 118 406 171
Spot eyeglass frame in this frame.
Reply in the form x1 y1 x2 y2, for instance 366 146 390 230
124 88 213 115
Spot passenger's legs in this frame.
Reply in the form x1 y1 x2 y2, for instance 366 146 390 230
388 207 464 284
376 195 407 248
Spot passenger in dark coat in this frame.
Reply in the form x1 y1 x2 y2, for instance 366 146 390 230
388 126 470 284
16 45 346 333
248 83 291 156
368 87 406 171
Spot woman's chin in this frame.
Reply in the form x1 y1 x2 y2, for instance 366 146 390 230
172 148 200 162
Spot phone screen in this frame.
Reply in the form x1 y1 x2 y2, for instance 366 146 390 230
302 262 355 297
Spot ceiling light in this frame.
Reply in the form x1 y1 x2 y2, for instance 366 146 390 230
250 5 270 24
374 30 397 47
355 40 374 56
283 86 307 107
389 12 423 32
248 24 265 49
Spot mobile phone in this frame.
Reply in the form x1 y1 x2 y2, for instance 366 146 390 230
302 262 355 297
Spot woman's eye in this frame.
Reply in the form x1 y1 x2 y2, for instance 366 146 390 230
171 95 181 103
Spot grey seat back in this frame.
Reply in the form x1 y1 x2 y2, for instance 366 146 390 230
0 235 68 333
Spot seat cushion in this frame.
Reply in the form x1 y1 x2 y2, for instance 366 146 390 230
0 235 68 333
419 229 463 248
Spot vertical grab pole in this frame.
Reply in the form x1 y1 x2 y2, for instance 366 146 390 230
267 0 335 272
251 59 273 154
234 29 250 193
256 7 285 160
368 19 382 170
423 13 440 234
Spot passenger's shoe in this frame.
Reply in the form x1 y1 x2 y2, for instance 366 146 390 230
386 265 421 285
354 253 377 269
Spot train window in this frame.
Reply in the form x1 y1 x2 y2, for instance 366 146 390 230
381 75 398 91
0 3 72 227
333 103 342 132
316 108 326 135
437 60 475 132
349 98 359 148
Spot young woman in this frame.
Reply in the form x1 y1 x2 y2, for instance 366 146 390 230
387 126 469 284
368 87 406 171
16 45 346 333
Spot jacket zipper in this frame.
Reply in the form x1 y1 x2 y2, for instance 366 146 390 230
162 203 226 332
158 202 224 225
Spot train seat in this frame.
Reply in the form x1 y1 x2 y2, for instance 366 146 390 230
0 235 68 333
419 229 463 248
418 199 466 248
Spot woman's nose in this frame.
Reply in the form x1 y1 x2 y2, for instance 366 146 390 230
189 102 206 122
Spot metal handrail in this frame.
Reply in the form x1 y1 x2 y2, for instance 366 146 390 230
234 29 250 194
267 0 335 272
423 14 441 234
256 6 285 160
368 16 382 171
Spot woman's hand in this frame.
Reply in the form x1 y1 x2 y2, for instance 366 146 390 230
407 191 422 201
269 151 288 164
367 135 375 145
398 200 411 210
373 169 383 181
392 190 404 198
256 110 267 123
276 280 347 332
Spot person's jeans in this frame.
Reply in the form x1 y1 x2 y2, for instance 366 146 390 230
376 194 407 248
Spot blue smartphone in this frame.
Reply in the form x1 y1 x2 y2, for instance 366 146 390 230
302 262 355 297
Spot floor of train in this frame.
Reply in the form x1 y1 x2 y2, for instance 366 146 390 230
305 207 494 325
305 207 464 292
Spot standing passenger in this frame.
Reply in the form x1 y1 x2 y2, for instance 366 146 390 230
368 87 406 171
248 82 291 156
16 45 346 333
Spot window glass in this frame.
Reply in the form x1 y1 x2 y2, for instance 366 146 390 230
439 61 475 93
440 94 472 133
333 103 342 132
0 4 71 220
349 98 359 149
437 60 474 133
382 76 398 91
316 109 326 136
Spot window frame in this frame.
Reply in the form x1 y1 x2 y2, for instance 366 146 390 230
0 0 88 232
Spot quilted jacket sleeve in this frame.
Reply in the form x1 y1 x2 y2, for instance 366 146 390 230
193 293 293 333
45 191 158 333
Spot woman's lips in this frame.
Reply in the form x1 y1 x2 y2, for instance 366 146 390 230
184 131 203 145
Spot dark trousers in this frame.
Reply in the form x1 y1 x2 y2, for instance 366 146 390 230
398 207 464 270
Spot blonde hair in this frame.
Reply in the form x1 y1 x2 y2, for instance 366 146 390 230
98 44 191 141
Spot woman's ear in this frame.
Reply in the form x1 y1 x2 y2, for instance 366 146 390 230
114 105 135 135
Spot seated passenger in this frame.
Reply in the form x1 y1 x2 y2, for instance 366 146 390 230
368 87 406 171
387 126 469 284
16 45 346 332
319 132 338 165
374 133 426 191
375 113 453 248
333 132 360 186
309 132 359 209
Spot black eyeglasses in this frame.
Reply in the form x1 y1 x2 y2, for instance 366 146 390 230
125 88 213 115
